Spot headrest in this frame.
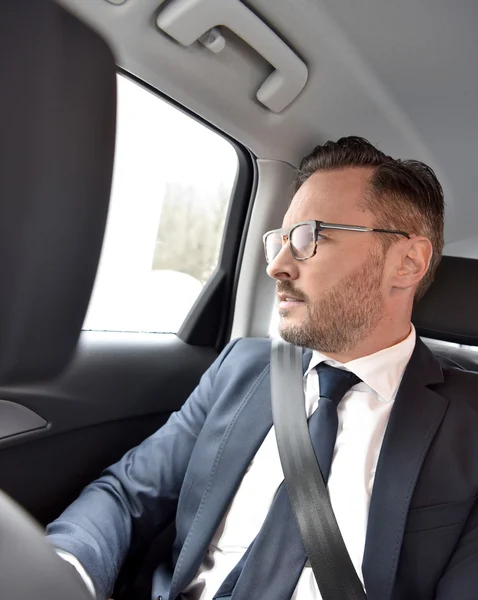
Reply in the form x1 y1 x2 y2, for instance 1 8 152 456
413 255 478 346
0 0 116 383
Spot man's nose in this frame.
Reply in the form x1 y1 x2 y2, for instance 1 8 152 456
266 244 299 280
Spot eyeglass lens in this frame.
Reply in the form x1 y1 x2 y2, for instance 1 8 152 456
265 223 315 262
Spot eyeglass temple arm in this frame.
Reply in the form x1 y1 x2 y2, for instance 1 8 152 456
318 222 410 239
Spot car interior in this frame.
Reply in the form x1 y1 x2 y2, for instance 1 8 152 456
0 0 477 598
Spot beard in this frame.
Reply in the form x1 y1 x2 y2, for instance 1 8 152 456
279 250 385 354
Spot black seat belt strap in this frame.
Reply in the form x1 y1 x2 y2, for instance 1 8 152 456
270 338 367 600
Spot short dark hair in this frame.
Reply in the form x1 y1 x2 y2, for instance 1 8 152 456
295 136 445 303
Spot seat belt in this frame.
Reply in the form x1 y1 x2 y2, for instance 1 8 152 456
270 338 367 600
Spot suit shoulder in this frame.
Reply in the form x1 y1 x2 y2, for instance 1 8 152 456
441 363 478 412
442 363 478 385
207 337 274 401
222 337 273 367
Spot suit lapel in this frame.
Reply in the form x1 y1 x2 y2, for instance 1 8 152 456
362 339 448 600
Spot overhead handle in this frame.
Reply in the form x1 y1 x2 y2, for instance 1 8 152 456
156 0 308 113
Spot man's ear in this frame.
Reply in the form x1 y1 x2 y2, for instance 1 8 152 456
390 236 433 291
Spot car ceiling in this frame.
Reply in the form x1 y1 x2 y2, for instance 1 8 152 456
59 0 478 253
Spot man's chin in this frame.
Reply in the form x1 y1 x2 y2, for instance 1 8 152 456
278 304 306 320
278 322 310 347
278 317 301 337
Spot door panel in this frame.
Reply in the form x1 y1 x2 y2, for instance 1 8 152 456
0 72 254 527
0 332 217 525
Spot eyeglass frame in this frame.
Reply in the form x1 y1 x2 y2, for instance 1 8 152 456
262 219 411 264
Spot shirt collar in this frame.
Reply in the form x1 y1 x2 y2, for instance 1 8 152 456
305 325 416 403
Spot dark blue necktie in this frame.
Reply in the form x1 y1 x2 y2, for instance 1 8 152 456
213 363 361 600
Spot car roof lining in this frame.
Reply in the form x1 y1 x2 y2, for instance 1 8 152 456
60 0 478 255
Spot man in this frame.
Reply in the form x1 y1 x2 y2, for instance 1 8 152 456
46 137 478 600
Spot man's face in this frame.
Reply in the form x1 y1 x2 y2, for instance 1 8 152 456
267 168 387 354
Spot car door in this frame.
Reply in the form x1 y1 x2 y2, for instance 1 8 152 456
0 73 255 531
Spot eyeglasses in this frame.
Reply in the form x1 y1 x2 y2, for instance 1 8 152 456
262 220 410 264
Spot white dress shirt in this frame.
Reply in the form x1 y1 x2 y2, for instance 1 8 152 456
58 326 416 600
183 325 416 599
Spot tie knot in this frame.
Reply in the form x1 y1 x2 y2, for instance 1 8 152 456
316 363 361 406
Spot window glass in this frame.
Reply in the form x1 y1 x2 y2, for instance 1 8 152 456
83 75 238 333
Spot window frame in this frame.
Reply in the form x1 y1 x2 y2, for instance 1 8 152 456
109 70 256 350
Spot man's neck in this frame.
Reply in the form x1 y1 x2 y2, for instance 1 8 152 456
323 321 413 363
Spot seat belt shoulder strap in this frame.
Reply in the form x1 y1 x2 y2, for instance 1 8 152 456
270 338 366 600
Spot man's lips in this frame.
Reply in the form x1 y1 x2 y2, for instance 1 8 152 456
278 293 305 307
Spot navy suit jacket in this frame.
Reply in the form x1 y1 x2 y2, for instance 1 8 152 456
46 337 478 600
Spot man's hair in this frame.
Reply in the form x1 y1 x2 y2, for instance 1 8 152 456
295 136 445 303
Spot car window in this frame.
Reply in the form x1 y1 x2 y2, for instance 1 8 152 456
83 74 238 333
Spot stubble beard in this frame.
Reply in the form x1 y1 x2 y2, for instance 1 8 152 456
279 251 385 353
